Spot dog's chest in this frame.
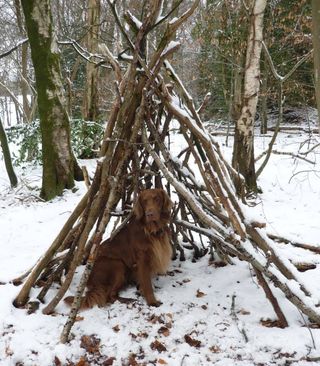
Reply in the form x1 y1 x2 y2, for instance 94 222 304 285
149 234 172 275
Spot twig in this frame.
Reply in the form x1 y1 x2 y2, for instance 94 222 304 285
256 84 284 178
0 38 28 59
267 233 320 254
256 149 315 166
298 311 316 350
230 294 249 343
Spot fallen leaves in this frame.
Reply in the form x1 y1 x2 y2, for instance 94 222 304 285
112 324 120 332
75 357 89 366
184 334 201 348
157 358 168 365
260 319 285 328
150 340 167 353
148 313 173 329
196 289 206 298
209 345 221 353
80 335 100 355
158 326 170 337
130 331 148 339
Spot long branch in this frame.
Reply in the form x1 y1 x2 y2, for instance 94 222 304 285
0 38 28 59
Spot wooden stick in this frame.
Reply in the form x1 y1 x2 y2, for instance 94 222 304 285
13 190 89 308
254 268 288 328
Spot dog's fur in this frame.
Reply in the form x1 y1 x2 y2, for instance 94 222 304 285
64 189 173 309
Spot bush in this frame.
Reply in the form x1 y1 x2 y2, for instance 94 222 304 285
6 119 104 165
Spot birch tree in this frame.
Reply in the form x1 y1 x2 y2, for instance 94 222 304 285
231 0 267 193
21 0 82 200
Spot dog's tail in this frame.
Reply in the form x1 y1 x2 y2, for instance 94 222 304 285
64 287 108 310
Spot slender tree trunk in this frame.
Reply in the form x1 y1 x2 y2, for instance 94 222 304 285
14 0 32 123
312 0 320 134
21 0 82 200
260 58 268 135
83 0 100 121
0 118 18 187
232 0 267 193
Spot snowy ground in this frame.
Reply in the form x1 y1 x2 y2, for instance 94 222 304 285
1 127 320 366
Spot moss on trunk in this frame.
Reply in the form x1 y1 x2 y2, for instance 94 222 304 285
21 0 78 200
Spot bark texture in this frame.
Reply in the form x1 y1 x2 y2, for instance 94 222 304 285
21 0 81 200
232 0 267 192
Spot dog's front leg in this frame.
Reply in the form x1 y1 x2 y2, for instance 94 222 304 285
136 254 162 307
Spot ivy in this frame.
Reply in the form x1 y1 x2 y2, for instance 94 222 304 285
6 119 104 165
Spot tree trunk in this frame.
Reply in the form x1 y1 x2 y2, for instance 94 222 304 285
0 118 18 187
14 0 32 124
260 53 268 134
312 0 320 134
21 0 82 200
82 0 100 121
232 0 267 193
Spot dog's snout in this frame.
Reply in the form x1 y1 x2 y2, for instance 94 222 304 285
146 211 155 218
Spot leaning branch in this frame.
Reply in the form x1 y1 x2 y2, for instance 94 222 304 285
0 38 28 59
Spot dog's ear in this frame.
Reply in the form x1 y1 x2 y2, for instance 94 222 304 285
133 195 144 220
161 190 173 215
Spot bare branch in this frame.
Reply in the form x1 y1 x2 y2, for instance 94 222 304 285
0 38 28 59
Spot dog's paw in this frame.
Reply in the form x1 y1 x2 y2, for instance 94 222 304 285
149 300 162 307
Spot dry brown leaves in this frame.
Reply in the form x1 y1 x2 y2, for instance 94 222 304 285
184 334 201 348
150 339 167 353
80 335 100 355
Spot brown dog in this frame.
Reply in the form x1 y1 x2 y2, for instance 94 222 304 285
64 189 173 309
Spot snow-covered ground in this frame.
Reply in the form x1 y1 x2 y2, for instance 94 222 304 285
0 128 320 366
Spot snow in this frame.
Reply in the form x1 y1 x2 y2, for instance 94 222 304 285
1 129 320 365
126 11 142 30
161 41 180 58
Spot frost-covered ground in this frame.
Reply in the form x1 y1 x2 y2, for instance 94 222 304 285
0 126 320 366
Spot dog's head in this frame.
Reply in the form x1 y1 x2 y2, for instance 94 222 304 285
134 189 173 224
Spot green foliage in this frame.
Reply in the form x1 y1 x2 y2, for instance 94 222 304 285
7 119 104 165
71 119 104 159
7 121 41 164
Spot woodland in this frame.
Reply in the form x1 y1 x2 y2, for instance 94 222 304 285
0 0 320 365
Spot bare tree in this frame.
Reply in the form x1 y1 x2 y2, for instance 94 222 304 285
232 0 267 193
21 0 83 200
13 0 32 123
82 0 101 121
